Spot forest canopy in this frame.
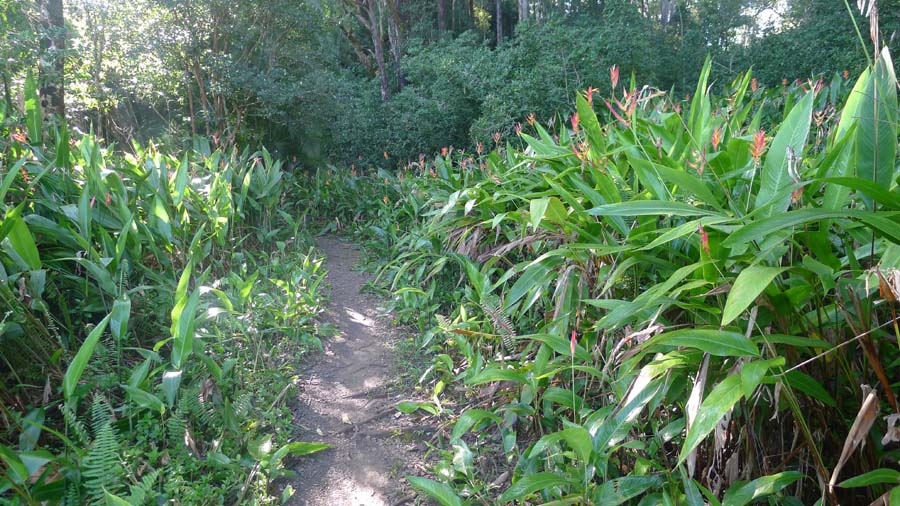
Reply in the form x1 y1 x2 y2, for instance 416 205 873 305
2 0 897 165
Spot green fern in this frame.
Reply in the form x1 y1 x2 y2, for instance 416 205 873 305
127 468 160 504
90 394 113 438
479 299 516 351
82 421 124 502
61 403 89 447
232 391 253 419
434 314 451 331
166 405 187 450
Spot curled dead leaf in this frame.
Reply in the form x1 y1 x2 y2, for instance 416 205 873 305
828 388 879 489
882 413 900 446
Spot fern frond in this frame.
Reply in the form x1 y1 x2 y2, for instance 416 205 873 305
90 394 113 439
60 403 89 446
166 406 187 450
434 314 451 331
128 468 160 504
82 421 124 501
478 299 516 350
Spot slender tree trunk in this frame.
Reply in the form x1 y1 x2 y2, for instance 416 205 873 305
39 0 65 119
190 58 212 136
437 0 447 32
385 0 405 90
518 0 527 23
339 25 374 73
2 70 13 114
366 0 390 101
186 83 197 137
495 0 503 45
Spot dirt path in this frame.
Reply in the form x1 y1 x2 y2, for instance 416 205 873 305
287 236 422 505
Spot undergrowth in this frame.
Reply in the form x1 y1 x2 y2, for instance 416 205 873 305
0 99 330 503
297 44 900 505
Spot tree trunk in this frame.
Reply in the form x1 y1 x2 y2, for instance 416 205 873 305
39 0 65 119
495 0 503 45
339 24 374 74
437 0 446 32
518 0 527 23
385 0 405 90
2 70 13 114
366 0 391 101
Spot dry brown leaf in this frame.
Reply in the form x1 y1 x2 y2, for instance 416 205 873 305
828 388 879 489
868 490 892 506
42 377 51 406
882 413 900 446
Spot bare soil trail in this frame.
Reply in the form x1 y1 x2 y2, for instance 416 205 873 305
287 236 425 506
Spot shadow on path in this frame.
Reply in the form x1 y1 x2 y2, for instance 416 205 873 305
287 236 421 506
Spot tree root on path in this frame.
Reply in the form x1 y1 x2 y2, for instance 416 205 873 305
353 424 436 439
331 403 399 434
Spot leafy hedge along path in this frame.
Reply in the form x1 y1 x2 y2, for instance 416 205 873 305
288 236 424 505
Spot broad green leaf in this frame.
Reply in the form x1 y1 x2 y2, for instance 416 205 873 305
628 156 721 207
161 370 182 407
17 450 52 477
576 93 604 155
722 209 900 247
172 155 190 207
498 472 574 502
688 56 712 142
406 476 463 506
753 334 829 349
722 266 787 326
589 200 721 218
248 436 273 460
505 258 560 309
0 444 29 484
128 358 152 389
465 368 527 386
105 491 132 506
595 475 663 505
171 263 201 369
451 409 502 440
819 176 900 211
24 71 41 145
530 196 567 230
64 313 112 400
754 90 813 217
0 158 26 203
121 385 165 415
56 123 70 170
722 472 803 506
679 374 744 463
523 333 591 362
842 48 898 210
78 185 92 241
838 468 900 488
779 370 836 407
396 401 439 415
270 442 330 467
18 409 44 451
529 427 592 463
644 329 759 357
3 217 41 270
110 296 131 342
740 358 784 399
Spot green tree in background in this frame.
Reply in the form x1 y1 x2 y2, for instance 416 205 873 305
2 0 897 162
